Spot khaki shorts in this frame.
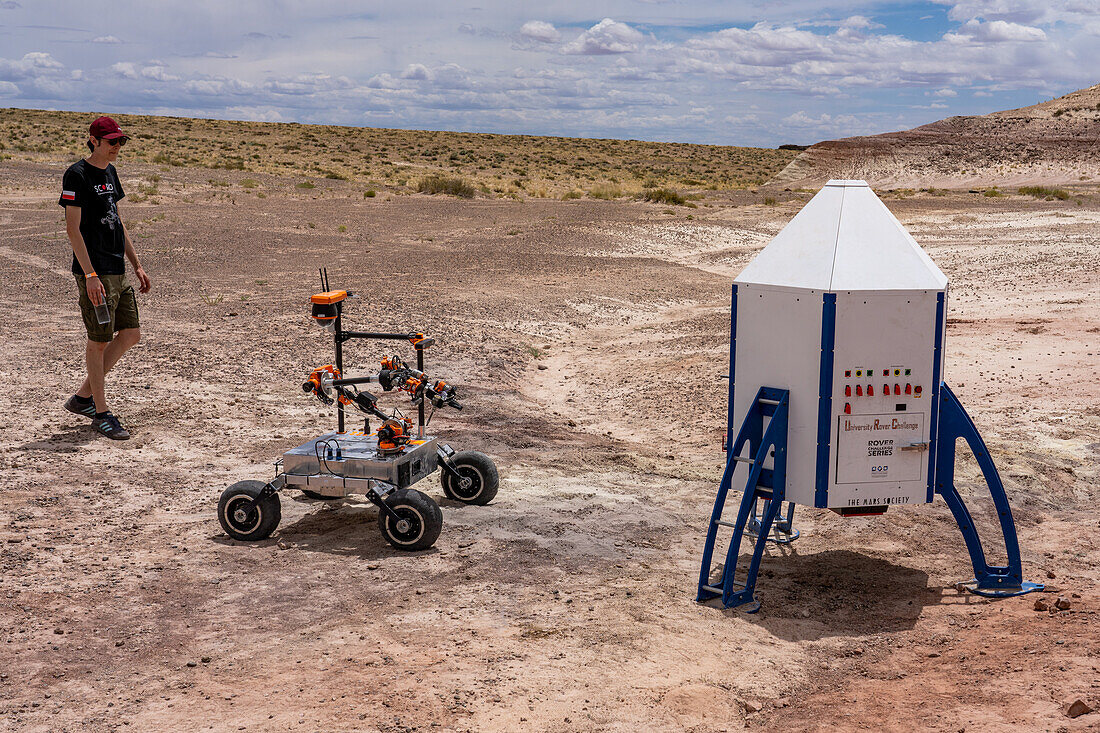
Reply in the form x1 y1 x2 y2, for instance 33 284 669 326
75 273 140 343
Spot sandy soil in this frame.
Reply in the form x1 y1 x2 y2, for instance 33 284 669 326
1 161 1098 732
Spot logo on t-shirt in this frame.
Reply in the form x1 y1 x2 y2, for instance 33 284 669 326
61 190 76 201
100 197 119 231
93 183 116 194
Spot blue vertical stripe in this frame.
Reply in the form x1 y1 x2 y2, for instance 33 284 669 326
726 284 737 453
927 291 945 503
815 292 837 508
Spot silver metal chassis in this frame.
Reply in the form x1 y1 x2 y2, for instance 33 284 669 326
277 431 440 497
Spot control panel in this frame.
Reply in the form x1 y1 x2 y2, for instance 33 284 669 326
840 365 923 416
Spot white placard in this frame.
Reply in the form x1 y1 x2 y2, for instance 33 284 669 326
836 413 925 485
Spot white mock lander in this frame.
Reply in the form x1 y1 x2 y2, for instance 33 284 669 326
734 179 947 509
697 180 1043 611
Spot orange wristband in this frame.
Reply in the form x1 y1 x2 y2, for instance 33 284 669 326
85 271 97 278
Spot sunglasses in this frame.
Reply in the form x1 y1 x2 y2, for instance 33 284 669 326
100 137 127 147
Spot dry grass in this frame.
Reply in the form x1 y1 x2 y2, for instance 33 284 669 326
1018 185 1071 200
417 173 477 198
0 107 798 198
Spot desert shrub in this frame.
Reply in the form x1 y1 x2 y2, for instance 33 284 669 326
561 190 583 200
588 183 623 200
296 181 316 189
240 178 258 189
364 189 376 198
641 188 686 205
215 157 246 170
982 187 1005 197
763 196 777 206
417 174 476 198
1018 186 1069 200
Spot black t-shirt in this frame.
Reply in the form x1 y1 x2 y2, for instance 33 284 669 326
59 159 126 276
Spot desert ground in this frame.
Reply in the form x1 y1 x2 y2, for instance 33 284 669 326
1 154 1098 732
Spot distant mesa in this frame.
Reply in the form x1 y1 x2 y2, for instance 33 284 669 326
771 82 1100 189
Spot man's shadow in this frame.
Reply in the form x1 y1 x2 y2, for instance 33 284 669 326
22 424 99 452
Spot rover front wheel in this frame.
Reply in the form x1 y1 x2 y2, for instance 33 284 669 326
378 489 442 551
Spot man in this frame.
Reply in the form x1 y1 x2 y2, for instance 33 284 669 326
59 116 151 440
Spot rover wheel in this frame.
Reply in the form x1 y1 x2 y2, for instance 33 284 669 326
441 451 499 505
378 489 442 551
218 480 281 541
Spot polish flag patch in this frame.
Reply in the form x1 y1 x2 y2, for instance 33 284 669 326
61 190 76 201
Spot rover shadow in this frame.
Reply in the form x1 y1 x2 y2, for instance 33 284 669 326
22 424 99 451
249 497 440 560
711 548 954 640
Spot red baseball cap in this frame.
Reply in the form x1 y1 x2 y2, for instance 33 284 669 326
89 116 127 140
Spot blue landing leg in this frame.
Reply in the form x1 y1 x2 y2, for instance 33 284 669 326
935 383 1044 597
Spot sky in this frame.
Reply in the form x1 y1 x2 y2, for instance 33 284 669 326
1 1 1098 147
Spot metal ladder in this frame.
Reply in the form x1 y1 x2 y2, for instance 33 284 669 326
697 387 790 612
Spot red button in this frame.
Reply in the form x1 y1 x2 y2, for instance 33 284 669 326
845 385 851 397
868 385 874 396
894 384 901 395
844 402 851 414
914 385 923 396
883 384 890 395
905 383 912 395
856 385 863 396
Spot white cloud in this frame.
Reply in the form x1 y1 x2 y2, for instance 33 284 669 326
934 0 1100 26
932 88 958 97
944 19 1047 43
840 15 884 30
366 73 400 89
110 62 138 79
141 65 180 82
181 77 254 96
401 63 431 80
562 18 643 55
784 111 838 127
0 80 18 95
91 35 122 44
0 52 65 85
520 21 560 44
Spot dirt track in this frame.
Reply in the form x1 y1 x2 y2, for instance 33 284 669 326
1 162 1098 732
